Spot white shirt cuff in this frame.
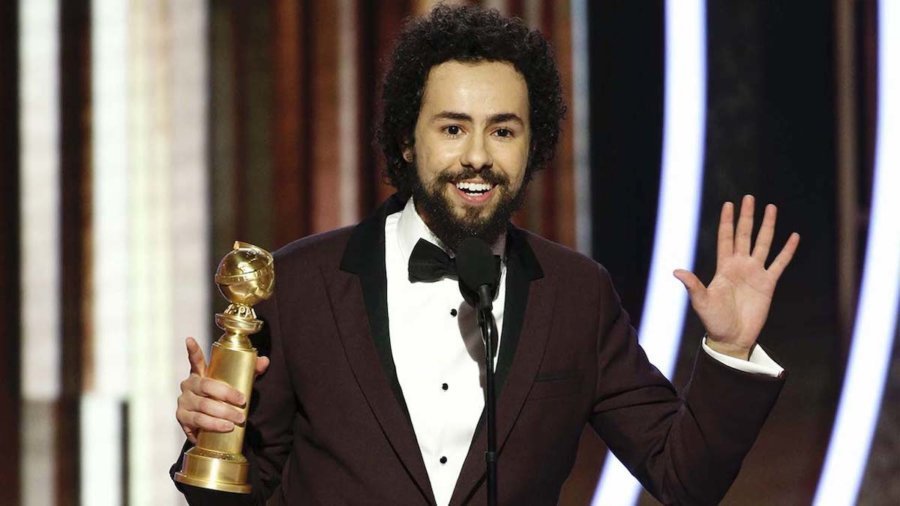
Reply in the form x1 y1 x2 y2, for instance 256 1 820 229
702 338 784 377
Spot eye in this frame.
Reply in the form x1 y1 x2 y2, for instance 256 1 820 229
444 125 462 136
494 128 513 138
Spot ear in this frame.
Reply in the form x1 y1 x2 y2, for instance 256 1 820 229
402 144 413 163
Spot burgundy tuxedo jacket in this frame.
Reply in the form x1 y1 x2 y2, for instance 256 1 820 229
172 195 785 505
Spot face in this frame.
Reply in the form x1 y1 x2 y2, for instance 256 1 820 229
403 60 531 251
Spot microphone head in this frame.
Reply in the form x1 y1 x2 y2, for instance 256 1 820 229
456 237 500 308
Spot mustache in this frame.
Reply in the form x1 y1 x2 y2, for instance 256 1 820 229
434 167 510 187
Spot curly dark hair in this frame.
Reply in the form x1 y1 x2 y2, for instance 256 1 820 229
376 4 567 197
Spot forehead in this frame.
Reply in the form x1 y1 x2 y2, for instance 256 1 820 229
419 60 529 119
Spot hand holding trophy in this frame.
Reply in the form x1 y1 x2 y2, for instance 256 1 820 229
175 241 275 493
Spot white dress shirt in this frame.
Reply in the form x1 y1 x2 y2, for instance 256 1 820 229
384 198 782 506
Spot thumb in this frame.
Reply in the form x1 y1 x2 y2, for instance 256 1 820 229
255 356 270 377
185 337 207 377
673 269 706 303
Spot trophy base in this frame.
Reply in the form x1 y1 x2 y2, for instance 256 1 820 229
174 447 251 494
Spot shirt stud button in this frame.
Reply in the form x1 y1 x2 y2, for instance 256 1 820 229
450 308 458 317
440 456 448 464
442 383 449 391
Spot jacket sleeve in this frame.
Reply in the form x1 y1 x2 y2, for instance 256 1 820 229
170 286 299 505
588 265 785 505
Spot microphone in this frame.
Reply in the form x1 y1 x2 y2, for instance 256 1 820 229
456 237 500 312
456 237 500 506
455 236 501 506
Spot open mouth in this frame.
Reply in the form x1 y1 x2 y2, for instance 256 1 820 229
452 180 497 204
455 180 494 196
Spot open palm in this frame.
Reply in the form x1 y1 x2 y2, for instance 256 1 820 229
674 195 800 359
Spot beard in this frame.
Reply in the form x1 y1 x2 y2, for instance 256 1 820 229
410 164 528 253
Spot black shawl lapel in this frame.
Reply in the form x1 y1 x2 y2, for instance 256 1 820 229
494 226 544 393
327 194 436 504
338 194 410 414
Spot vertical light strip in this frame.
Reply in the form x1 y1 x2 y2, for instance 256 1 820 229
19 3 60 504
84 0 130 504
80 394 123 504
523 0 541 27
813 1 900 503
482 0 508 16
834 0 860 336
592 0 707 503
91 0 131 395
125 1 185 504
521 0 545 233
570 0 592 255
126 1 209 504
164 0 210 437
128 0 164 501
19 0 61 403
338 0 359 224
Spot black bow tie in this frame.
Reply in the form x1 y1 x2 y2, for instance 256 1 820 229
408 239 457 282
408 238 503 287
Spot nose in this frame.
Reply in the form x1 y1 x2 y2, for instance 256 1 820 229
460 134 492 171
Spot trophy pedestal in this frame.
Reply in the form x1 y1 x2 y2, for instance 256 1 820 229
174 337 258 494
175 447 250 494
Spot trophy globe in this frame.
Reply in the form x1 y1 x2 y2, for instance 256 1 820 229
214 241 275 338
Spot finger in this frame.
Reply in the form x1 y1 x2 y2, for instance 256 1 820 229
190 411 236 433
197 376 246 407
734 195 755 255
255 356 270 376
179 373 201 394
176 404 190 430
180 389 245 425
752 204 777 262
717 202 735 265
177 401 238 438
192 394 246 425
673 269 707 305
185 337 206 377
767 232 800 279
176 407 202 441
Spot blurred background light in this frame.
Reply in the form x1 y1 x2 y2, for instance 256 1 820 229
592 0 707 503
571 0 592 255
813 1 900 503
19 2 61 505
83 0 130 503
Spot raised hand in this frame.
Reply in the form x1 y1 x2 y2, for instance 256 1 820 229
673 195 800 360
176 336 271 443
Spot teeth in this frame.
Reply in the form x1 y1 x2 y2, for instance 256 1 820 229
456 181 492 192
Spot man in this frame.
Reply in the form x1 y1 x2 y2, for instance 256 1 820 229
172 5 799 505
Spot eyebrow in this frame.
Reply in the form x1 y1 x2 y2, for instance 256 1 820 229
431 111 524 126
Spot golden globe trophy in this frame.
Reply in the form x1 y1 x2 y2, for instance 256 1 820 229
175 241 275 493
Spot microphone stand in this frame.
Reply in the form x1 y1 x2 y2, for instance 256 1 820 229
475 287 498 506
